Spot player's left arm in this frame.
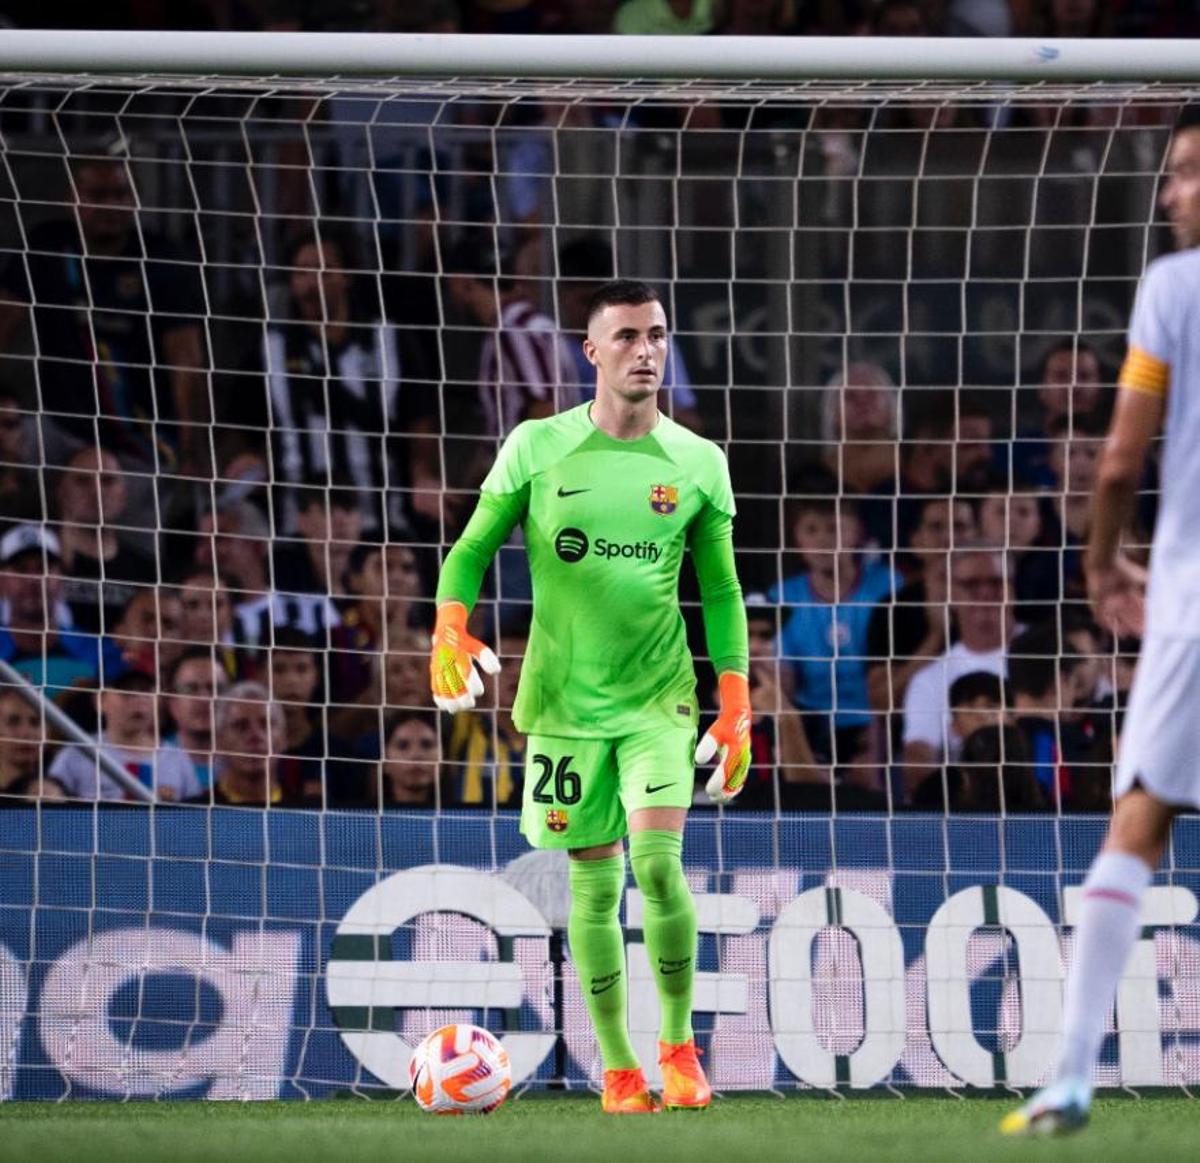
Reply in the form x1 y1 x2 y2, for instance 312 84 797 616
689 502 752 803
1086 369 1166 637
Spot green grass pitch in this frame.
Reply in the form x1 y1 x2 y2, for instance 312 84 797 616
2 1093 1199 1163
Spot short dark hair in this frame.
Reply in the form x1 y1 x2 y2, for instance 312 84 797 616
1008 622 1081 700
949 671 1007 709
270 627 322 654
285 227 357 272
168 646 221 689
956 724 1044 813
585 280 663 327
1039 336 1098 378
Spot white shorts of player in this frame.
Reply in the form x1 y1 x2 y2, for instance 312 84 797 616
1115 633 1200 810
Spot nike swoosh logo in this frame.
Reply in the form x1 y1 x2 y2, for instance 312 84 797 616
645 782 673 795
557 486 590 497
590 979 620 995
660 963 691 976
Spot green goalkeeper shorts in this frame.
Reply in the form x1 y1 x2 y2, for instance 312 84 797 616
519 724 697 850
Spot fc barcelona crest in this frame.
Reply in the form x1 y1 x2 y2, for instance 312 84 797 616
649 484 678 516
546 809 569 833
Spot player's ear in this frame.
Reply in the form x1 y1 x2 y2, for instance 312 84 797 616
582 336 597 366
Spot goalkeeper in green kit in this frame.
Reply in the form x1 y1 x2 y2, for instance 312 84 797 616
430 280 750 1114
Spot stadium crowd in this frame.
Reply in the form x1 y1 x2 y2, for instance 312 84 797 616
0 2 1166 815
0 0 1193 39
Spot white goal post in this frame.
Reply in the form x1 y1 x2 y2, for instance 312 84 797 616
0 31 1199 1101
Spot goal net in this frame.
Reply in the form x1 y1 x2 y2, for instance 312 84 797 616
1 46 1198 1099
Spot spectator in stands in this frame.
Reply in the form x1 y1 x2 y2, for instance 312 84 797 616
543 0 623 32
866 495 970 756
736 595 886 810
107 584 184 683
0 687 63 801
950 725 1045 813
0 386 44 526
445 235 580 435
772 494 897 783
973 473 1057 621
1007 622 1109 811
953 393 999 488
0 148 208 476
716 0 798 33
273 477 365 600
614 0 717 33
49 670 202 802
861 395 956 550
0 525 123 695
1043 411 1109 616
328 624 429 744
557 237 703 432
268 628 365 806
54 446 156 636
1043 0 1110 37
265 229 412 538
821 362 898 497
947 670 1008 745
901 547 1014 802
329 542 429 709
171 566 252 682
163 647 228 792
444 632 526 807
379 710 442 808
1014 339 1108 486
868 0 932 34
197 500 340 650
207 680 300 807
196 500 270 598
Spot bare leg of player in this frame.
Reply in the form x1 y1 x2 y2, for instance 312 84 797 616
1001 788 1174 1135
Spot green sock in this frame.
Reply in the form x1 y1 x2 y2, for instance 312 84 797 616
568 853 638 1071
629 830 696 1045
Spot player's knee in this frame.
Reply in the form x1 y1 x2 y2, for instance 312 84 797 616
630 851 683 902
568 861 624 918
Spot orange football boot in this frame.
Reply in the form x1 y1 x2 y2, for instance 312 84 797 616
658 1040 711 1111
601 1067 660 1114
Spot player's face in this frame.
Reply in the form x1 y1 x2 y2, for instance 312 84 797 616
0 694 40 776
73 161 135 248
169 659 226 735
382 718 438 799
585 300 669 404
270 651 319 705
102 688 156 743
1160 127 1200 250
290 241 350 322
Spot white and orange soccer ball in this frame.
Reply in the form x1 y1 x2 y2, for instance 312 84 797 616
407 1024 512 1115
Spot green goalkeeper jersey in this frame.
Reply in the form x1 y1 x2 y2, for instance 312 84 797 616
438 403 746 738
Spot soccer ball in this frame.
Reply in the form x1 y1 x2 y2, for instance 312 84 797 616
408 1024 512 1115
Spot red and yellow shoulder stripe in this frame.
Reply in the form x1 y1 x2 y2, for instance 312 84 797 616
1119 345 1170 397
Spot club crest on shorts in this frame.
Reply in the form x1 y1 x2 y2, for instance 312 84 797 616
650 484 678 516
546 809 569 833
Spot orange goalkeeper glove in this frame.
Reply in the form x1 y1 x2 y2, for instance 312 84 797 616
695 671 752 805
430 601 501 713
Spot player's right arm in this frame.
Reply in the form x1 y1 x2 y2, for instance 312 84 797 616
430 425 533 713
1086 265 1171 638
430 491 526 712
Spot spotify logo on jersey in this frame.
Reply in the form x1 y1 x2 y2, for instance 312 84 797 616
555 528 590 563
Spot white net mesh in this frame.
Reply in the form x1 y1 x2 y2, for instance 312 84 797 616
0 71 1195 1098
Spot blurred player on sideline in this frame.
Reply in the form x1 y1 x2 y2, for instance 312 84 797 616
429 280 750 1114
1003 106 1200 1135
